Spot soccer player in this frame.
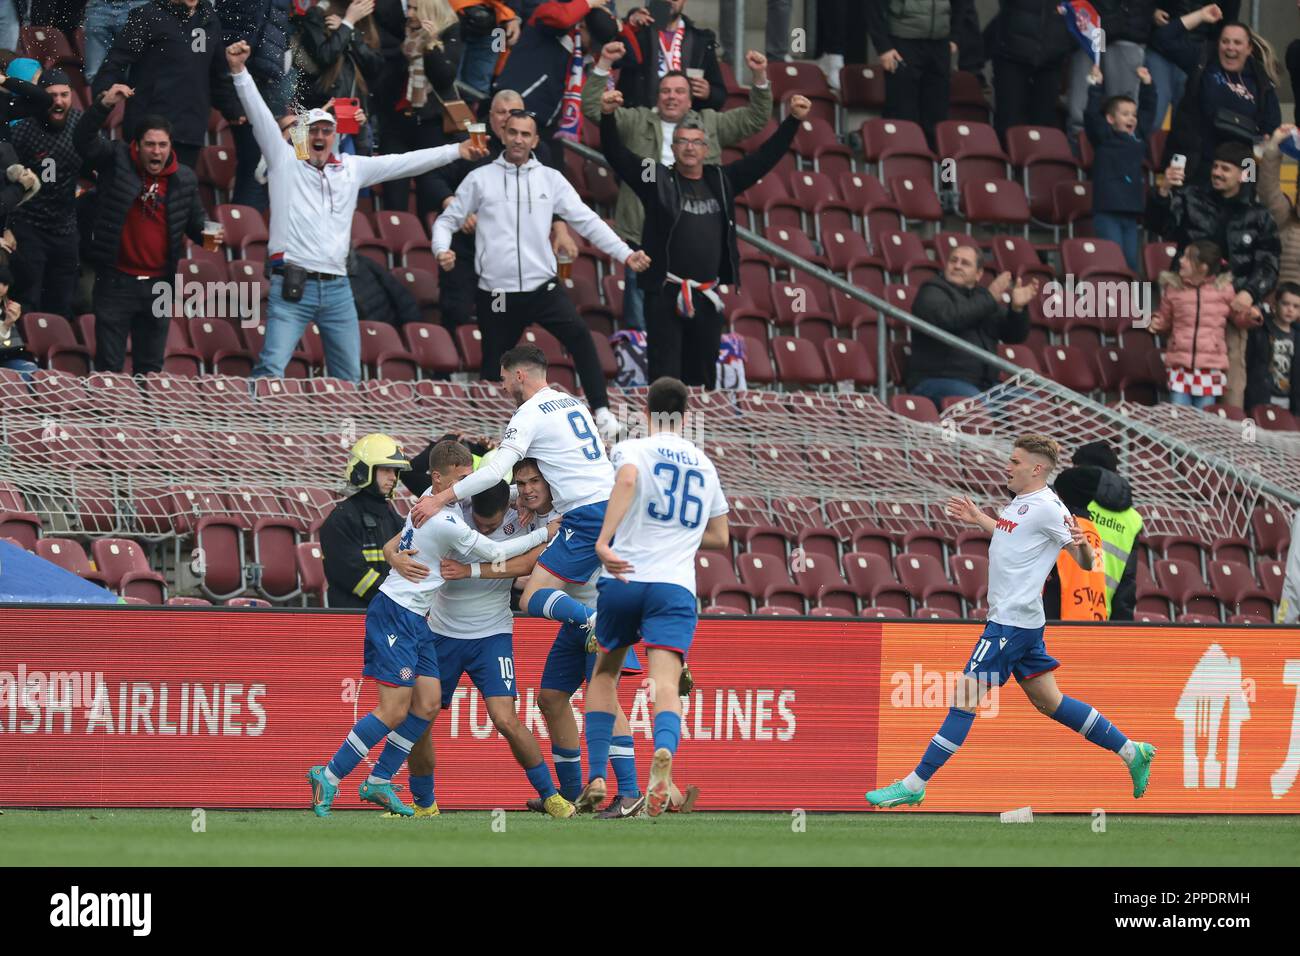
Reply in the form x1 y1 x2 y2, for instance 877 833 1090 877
411 344 645 801
586 377 729 816
441 457 648 817
307 440 555 818
865 434 1157 809
386 475 576 818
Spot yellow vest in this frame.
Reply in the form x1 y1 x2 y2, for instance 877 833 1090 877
1086 502 1144 616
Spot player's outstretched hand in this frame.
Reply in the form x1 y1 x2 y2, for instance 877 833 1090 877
597 541 633 581
625 250 651 272
392 548 430 583
439 559 470 580
945 495 982 526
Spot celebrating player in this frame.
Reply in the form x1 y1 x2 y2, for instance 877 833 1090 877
409 345 646 803
865 434 1157 809
307 440 555 818
438 457 647 817
386 473 576 818
586 377 729 816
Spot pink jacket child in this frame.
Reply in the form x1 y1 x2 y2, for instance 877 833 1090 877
1150 240 1258 403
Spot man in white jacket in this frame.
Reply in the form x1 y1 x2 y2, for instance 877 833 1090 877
432 109 650 441
225 40 485 384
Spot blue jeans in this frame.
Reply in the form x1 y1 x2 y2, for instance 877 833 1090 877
1092 212 1139 271
83 0 152 81
456 33 496 98
622 268 645 331
911 377 983 412
2 356 37 383
1143 47 1187 138
0 0 18 53
254 273 361 382
1169 390 1216 409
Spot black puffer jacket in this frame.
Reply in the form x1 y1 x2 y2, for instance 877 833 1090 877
93 0 245 148
988 0 1072 68
73 97 207 272
615 14 725 114
348 253 420 327
1146 182 1281 305
293 7 386 108
905 277 1030 389
218 0 293 83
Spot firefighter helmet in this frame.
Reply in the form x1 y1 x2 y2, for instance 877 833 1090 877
346 434 410 494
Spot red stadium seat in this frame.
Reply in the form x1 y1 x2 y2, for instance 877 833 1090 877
1042 344 1098 394
839 64 886 111
770 335 830 387
454 324 483 371
949 553 988 605
1061 238 1136 282
1251 405 1300 432
861 118 937 183
358 321 419 380
35 539 109 586
1257 559 1287 602
1049 180 1093 238
196 516 247 601
821 338 876 387
890 393 941 424
886 175 944 227
215 204 268 259
894 552 963 615
960 179 1030 234
1005 125 1081 221
402 323 460 376
934 119 1009 187
990 236 1055 284
91 538 167 603
1142 241 1178 280
1207 561 1273 619
842 551 910 613
1154 559 1220 619
252 518 300 602
837 171 892 212
1251 505 1291 558
187 317 254 376
19 313 91 375
295 542 327 606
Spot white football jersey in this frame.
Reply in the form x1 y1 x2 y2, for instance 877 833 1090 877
985 486 1074 629
602 434 727 594
380 491 549 616
427 504 537 640
493 386 614 514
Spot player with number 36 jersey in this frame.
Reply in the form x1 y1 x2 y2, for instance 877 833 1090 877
585 378 730 817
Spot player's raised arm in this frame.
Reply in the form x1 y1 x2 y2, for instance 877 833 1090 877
945 495 996 535
595 462 639 580
411 445 524 526
447 516 554 568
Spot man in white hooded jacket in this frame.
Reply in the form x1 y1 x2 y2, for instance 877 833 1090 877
432 109 651 441
225 39 485 384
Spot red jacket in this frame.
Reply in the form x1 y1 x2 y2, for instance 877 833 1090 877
1150 271 1253 371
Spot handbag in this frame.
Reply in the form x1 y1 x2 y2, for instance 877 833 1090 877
432 88 476 136
1214 107 1258 144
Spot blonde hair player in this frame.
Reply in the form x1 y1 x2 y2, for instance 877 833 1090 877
866 434 1157 808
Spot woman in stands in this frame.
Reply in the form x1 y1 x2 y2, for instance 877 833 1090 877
371 0 464 223
1152 3 1280 184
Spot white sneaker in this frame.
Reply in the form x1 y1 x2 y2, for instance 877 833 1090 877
594 406 622 442
819 53 844 92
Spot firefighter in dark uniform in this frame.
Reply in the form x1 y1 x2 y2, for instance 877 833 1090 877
319 434 410 608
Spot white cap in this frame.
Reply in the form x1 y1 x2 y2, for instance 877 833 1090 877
302 108 336 128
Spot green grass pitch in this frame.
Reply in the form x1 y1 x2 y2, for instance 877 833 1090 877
3 810 1298 866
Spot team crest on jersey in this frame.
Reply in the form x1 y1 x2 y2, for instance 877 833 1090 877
503 524 515 535
399 667 413 681
1018 505 1029 515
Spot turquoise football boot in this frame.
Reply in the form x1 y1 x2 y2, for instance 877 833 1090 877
308 765 337 818
359 779 414 816
1128 742 1157 799
865 779 926 808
